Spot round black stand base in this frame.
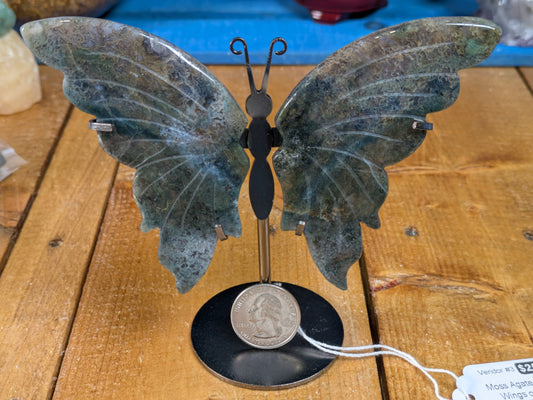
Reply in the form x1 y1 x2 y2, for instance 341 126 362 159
191 282 344 389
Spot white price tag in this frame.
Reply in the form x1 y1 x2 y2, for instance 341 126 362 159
453 359 533 400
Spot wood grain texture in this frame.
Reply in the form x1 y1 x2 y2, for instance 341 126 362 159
50 66 382 400
2 65 532 400
0 107 117 400
0 67 71 270
362 68 533 398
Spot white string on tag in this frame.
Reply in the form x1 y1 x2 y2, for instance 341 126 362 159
298 327 470 400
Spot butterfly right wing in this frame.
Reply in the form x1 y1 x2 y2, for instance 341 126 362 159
274 17 500 289
22 17 250 293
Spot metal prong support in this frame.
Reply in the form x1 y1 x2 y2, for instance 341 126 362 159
214 224 228 241
89 119 114 132
412 120 433 131
257 218 271 284
295 221 306 236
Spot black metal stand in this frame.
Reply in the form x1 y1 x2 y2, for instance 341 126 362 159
191 281 344 389
190 37 348 388
191 209 344 388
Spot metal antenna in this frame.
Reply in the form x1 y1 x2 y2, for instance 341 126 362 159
230 38 256 94
261 38 287 93
230 37 287 95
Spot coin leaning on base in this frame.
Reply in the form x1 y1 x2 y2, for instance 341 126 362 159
231 283 301 349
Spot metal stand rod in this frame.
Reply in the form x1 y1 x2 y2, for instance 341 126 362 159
257 218 271 283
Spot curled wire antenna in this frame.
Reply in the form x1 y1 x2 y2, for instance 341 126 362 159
230 37 254 93
230 37 287 94
269 37 288 56
262 38 287 92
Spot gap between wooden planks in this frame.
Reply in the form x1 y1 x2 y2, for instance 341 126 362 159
1 65 532 400
0 69 118 398
362 67 533 399
0 67 72 271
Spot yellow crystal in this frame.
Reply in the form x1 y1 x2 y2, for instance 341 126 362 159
0 30 41 115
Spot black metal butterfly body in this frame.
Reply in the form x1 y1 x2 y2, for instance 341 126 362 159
232 37 286 221
21 16 501 293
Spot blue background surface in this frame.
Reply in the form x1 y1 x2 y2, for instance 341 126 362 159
106 0 533 66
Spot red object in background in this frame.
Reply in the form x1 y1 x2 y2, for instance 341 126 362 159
296 0 387 24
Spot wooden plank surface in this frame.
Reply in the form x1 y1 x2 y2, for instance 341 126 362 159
50 66 382 400
0 67 71 270
1 65 532 400
362 67 533 398
0 101 118 398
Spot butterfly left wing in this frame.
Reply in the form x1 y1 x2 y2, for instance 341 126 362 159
21 17 249 293
273 17 501 289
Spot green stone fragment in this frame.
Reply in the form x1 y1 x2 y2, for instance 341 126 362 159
0 0 15 37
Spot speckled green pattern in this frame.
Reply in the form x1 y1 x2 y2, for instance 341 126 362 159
0 1 15 37
21 17 249 293
274 17 501 289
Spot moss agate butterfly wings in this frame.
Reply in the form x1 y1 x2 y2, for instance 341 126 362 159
21 17 500 293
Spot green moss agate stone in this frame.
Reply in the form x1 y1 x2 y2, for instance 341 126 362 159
21 17 249 293
273 17 501 289
0 1 15 37
21 15 501 293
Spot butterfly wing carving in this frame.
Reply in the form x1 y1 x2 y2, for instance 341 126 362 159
21 17 249 293
22 16 501 293
273 17 501 289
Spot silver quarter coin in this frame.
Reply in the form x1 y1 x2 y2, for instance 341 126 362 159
230 283 301 349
